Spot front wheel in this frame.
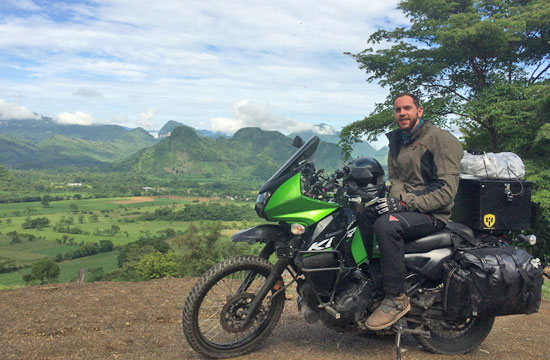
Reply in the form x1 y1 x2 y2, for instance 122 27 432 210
414 316 495 354
182 255 285 359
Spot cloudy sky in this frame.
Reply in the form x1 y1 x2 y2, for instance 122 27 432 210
0 0 405 146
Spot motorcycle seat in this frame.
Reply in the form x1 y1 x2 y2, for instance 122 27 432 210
404 222 474 253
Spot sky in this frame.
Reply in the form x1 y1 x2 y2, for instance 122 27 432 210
0 0 405 147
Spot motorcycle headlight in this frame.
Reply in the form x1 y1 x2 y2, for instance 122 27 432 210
255 192 271 219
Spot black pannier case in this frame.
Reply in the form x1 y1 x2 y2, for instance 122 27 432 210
451 178 532 231
443 246 543 318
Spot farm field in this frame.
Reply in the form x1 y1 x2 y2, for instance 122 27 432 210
0 196 255 287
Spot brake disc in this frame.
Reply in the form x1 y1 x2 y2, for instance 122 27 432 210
219 293 268 333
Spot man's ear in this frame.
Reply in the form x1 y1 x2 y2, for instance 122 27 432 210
417 106 423 117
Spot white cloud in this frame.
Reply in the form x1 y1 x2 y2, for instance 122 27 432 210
312 123 337 135
210 100 334 135
54 111 95 125
5 0 40 11
137 108 155 129
0 98 40 120
0 0 404 135
73 87 102 98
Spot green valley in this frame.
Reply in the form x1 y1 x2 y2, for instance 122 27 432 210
0 118 387 289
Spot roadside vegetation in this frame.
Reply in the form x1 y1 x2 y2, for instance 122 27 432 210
543 281 550 301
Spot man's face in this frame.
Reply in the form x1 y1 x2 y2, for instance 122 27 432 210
394 95 423 133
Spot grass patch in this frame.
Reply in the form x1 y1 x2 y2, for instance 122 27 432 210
0 235 78 267
56 251 120 283
1 251 121 287
543 280 550 301
0 271 27 288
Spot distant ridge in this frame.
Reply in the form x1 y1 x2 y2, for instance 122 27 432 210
158 120 227 139
0 117 387 173
117 126 345 179
0 118 156 169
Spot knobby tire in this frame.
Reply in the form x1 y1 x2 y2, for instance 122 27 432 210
182 255 285 359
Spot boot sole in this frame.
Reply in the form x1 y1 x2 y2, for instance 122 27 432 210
365 302 411 331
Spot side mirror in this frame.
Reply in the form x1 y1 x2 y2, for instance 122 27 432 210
292 136 304 148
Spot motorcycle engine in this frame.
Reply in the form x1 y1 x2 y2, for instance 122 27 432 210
299 270 373 333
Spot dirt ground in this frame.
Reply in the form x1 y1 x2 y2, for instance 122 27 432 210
109 197 156 204
109 196 217 204
1 278 548 360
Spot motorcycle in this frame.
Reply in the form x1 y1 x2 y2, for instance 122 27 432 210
182 135 542 359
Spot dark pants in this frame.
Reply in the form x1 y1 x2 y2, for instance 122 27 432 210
373 211 445 295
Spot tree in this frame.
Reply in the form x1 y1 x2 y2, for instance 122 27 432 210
135 251 180 280
69 203 78 213
22 216 50 230
110 224 120 235
28 258 60 284
340 0 550 154
341 0 550 261
99 239 114 252
41 195 50 208
174 222 250 276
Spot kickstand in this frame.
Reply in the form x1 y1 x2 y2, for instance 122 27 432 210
393 320 406 360
392 318 431 360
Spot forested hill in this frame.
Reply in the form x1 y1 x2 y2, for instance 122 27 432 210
116 126 345 178
0 118 156 169
0 117 154 142
0 118 379 175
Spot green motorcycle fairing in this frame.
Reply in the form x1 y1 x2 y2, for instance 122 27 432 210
252 134 380 267
262 170 379 266
264 172 339 226
350 227 380 266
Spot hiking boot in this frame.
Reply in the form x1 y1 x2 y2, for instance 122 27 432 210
365 293 410 330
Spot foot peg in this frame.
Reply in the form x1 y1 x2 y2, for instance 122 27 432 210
318 302 340 319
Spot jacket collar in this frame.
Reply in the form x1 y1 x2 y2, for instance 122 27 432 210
386 120 433 159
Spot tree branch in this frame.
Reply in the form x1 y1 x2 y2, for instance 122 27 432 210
469 57 486 89
421 82 470 102
530 61 550 83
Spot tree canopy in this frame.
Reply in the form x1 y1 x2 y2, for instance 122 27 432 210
341 0 550 261
340 0 550 155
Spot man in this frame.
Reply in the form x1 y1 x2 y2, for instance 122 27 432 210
365 93 463 330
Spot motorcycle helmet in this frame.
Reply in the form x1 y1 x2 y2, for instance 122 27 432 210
347 157 386 198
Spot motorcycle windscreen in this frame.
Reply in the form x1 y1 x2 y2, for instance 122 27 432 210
259 135 320 194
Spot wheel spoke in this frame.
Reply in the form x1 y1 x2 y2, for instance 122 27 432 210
196 267 275 346
183 256 285 356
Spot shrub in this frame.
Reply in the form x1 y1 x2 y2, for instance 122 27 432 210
21 217 50 230
87 267 104 282
28 258 60 284
135 251 180 280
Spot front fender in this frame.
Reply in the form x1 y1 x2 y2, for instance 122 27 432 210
231 224 287 244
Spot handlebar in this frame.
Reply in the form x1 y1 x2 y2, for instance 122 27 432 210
300 163 378 206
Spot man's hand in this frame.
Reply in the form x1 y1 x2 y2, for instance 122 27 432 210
375 197 408 215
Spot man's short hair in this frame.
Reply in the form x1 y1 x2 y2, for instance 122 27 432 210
393 92 421 108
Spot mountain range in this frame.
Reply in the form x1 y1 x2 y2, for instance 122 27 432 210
0 118 387 177
0 118 156 169
116 126 345 178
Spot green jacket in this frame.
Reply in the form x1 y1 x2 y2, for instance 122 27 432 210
386 120 463 223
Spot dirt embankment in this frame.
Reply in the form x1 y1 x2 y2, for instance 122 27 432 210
1 278 548 360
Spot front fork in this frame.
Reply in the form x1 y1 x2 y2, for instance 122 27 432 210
240 237 300 328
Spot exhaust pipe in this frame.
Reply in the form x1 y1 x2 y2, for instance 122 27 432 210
297 295 320 324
